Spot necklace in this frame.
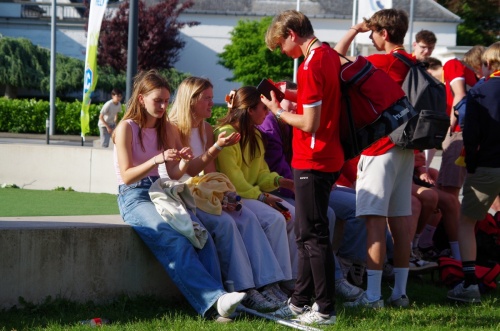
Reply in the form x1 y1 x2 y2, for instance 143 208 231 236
305 37 319 57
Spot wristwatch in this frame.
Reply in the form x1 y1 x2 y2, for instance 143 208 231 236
276 109 284 121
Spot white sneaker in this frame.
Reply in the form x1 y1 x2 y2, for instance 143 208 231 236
216 292 246 318
409 257 438 273
343 292 384 309
269 298 305 319
447 282 481 303
335 278 363 301
293 303 336 325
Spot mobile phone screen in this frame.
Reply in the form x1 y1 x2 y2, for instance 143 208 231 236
257 79 285 103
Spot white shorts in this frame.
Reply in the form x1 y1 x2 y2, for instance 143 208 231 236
356 147 414 218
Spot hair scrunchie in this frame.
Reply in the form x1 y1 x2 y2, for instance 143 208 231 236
224 90 236 108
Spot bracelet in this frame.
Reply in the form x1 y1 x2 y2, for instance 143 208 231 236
258 193 269 203
274 175 283 187
214 143 223 151
350 27 359 32
276 109 284 121
162 152 166 163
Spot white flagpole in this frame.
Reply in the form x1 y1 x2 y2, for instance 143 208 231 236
293 0 300 83
351 0 358 56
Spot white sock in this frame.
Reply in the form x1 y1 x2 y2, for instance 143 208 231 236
412 234 421 249
365 269 383 302
391 267 409 299
419 224 436 249
449 241 461 260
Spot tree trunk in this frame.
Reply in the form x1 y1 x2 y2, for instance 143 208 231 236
4 85 17 99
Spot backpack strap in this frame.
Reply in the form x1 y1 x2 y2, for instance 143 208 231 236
392 52 414 67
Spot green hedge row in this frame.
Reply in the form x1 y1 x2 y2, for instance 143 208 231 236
0 97 230 136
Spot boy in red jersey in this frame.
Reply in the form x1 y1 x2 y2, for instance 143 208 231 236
262 9 344 325
437 47 485 201
335 9 414 308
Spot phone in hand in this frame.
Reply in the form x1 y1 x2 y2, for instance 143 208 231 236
257 79 285 103
275 201 289 212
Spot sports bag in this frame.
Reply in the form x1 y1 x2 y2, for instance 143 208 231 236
476 211 500 265
389 52 449 150
338 54 417 160
438 257 500 293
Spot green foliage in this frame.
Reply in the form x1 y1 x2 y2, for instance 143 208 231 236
218 17 294 86
0 37 49 92
0 97 102 135
437 0 500 46
207 105 228 126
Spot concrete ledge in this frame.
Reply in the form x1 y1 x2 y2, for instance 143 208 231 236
0 215 183 309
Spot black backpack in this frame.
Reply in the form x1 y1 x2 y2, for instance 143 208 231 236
389 53 449 150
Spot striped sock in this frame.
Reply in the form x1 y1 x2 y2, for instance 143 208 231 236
462 261 477 287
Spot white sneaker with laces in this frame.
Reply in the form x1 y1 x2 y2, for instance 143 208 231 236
447 282 481 303
269 298 305 319
293 303 336 325
343 292 384 309
335 278 363 301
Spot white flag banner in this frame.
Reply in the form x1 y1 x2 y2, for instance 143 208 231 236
81 0 108 138
356 0 393 45
357 0 393 22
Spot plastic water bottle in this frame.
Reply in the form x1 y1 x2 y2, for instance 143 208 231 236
80 318 110 326
224 191 242 211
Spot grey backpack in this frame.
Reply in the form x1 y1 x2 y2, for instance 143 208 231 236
389 53 449 150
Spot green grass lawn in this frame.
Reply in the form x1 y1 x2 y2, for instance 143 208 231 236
0 188 499 330
0 188 119 216
0 276 499 330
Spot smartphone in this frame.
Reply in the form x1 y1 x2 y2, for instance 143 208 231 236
257 79 285 103
275 201 289 212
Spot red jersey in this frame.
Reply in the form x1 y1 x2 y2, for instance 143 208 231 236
442 58 478 132
362 49 414 156
292 43 344 172
336 155 359 187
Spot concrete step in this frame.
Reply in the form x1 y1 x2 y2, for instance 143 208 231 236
0 215 183 309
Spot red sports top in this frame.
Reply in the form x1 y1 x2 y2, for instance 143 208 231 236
292 43 344 172
442 58 478 132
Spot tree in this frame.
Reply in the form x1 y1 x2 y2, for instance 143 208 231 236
218 17 294 86
437 0 500 46
0 37 49 98
97 0 199 72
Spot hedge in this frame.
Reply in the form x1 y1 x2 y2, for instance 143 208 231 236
0 97 229 136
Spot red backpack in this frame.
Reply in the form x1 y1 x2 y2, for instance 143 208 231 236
337 53 417 160
438 257 500 293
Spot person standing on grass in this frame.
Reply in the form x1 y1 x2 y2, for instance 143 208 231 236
112 69 245 320
447 42 500 303
334 8 413 309
261 10 344 325
98 88 122 148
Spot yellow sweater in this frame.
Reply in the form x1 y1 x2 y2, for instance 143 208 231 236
214 124 279 199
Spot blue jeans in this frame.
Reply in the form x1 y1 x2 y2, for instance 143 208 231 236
117 176 225 316
330 186 394 263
